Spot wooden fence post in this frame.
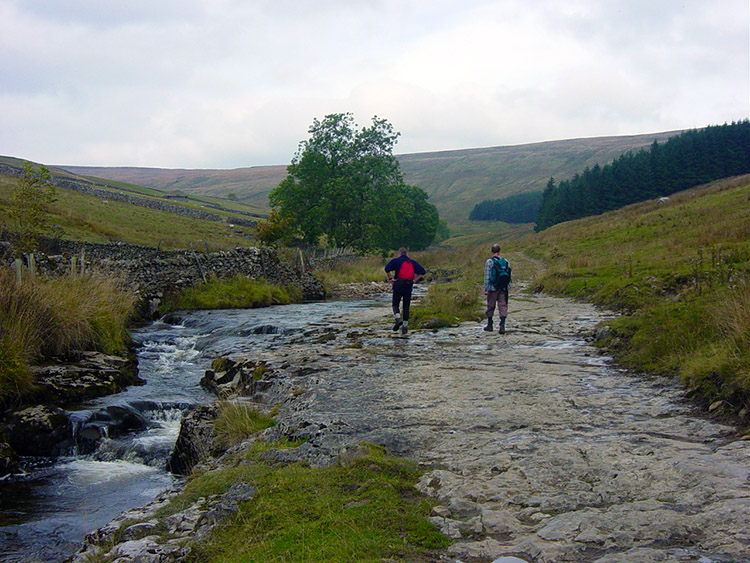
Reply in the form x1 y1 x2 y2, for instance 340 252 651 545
192 250 207 284
14 258 23 283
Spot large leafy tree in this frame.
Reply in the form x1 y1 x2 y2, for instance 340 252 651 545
267 113 439 253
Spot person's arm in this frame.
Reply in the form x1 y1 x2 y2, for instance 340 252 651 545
483 259 492 294
385 259 396 283
413 260 426 283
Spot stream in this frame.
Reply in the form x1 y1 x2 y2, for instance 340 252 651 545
0 298 383 563
2 288 748 563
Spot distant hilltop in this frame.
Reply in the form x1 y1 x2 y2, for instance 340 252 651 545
62 130 685 225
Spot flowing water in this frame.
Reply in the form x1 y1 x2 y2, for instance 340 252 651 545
0 298 383 563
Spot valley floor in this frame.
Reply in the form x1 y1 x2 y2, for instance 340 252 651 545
255 284 750 562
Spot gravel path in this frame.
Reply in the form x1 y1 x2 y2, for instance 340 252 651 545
253 288 750 563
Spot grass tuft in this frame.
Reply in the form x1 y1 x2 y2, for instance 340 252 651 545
411 280 483 329
213 401 276 449
0 267 136 402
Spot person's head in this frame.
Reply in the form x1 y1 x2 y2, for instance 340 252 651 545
491 243 501 255
398 247 407 256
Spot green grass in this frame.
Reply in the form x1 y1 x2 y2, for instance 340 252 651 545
0 172 254 250
178 442 449 563
160 276 303 311
0 267 136 403
410 280 483 329
213 402 277 449
312 255 387 287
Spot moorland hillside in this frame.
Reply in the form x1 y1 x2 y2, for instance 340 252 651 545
61 130 684 225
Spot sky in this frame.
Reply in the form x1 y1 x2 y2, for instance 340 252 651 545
1 0 748 169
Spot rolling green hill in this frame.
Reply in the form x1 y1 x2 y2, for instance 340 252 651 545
60 130 684 227
0 157 264 250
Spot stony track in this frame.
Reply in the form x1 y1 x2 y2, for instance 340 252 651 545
258 288 750 563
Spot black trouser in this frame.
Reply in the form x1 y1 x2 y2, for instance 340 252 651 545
392 281 414 321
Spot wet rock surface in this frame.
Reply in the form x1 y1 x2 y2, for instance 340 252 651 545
71 288 749 563
247 289 750 563
0 352 144 465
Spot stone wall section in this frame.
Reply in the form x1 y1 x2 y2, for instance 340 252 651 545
9 240 326 318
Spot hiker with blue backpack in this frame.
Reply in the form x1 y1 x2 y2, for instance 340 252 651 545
484 243 512 334
385 247 426 335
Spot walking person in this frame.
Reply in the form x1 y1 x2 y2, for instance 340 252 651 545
484 244 511 334
385 248 425 335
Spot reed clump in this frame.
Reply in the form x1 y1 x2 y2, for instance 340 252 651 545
212 401 277 449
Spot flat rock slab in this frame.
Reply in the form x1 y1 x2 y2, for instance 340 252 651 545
249 290 750 563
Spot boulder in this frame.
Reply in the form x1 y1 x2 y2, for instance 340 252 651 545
5 405 71 456
29 351 143 406
167 404 220 475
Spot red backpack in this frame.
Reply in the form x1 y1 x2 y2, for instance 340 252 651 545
397 259 415 280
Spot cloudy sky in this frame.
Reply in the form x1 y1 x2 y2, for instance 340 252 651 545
1 0 747 169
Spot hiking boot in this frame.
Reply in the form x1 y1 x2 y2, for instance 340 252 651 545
401 325 408 335
483 319 493 332
392 319 403 332
498 325 506 334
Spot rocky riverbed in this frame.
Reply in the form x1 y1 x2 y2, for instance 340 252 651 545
74 287 750 563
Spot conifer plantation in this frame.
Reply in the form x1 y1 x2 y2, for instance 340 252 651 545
532 121 749 230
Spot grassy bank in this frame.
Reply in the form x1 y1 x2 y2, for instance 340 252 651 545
160 276 303 311
158 435 449 563
312 255 388 293
0 268 136 403
511 175 750 420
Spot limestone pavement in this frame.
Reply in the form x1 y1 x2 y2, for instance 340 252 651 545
256 288 750 563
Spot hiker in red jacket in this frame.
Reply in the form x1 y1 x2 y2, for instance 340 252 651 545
385 248 426 335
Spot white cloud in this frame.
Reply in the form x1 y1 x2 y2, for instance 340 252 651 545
0 0 747 167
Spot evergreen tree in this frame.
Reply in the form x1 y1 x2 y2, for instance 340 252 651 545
535 120 750 231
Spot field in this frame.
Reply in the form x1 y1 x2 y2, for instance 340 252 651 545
0 163 259 250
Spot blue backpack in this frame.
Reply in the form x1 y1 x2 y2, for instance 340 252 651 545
490 257 511 290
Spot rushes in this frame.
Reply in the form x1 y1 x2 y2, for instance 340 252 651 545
410 280 482 329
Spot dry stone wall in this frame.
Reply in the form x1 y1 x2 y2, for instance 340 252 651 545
9 240 325 318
